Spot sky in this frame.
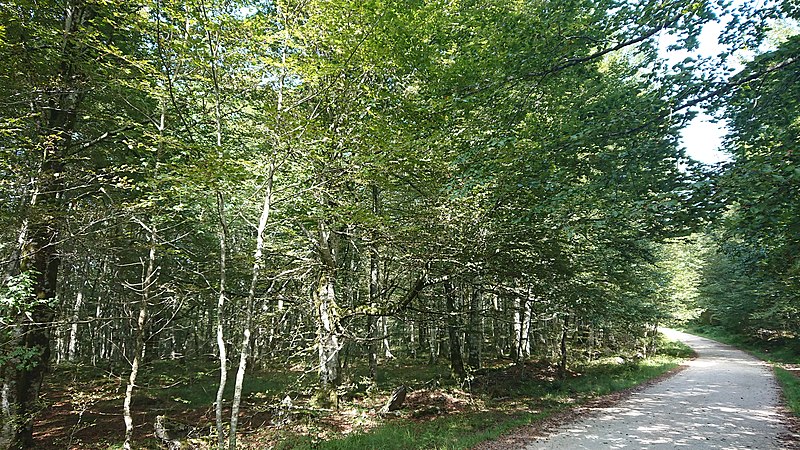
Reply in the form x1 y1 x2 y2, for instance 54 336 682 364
659 11 735 165
662 2 797 165
680 113 729 165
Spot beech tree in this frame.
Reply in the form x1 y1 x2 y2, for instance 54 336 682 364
699 27 800 337
2 0 793 448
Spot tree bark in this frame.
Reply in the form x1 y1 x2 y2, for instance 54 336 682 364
368 185 381 381
215 192 229 449
316 269 341 394
559 314 570 378
428 324 438 365
521 292 531 359
466 285 482 370
0 2 87 446
444 280 465 380
67 284 85 362
229 164 273 450
512 295 522 363
367 314 378 381
381 317 394 359
123 225 157 450
408 321 417 359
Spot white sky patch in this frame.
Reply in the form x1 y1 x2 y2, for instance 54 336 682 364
656 1 752 165
680 112 730 164
660 2 797 165
664 21 735 165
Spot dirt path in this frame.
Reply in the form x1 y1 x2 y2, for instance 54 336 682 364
524 329 795 449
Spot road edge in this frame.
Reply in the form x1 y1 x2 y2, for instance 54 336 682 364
472 360 693 450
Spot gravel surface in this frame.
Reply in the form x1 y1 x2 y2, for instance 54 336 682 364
523 328 795 449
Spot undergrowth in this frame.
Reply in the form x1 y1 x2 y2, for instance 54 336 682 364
274 336 691 450
42 335 692 450
775 368 800 415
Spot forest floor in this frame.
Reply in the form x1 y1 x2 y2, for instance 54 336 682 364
483 329 800 449
33 339 693 449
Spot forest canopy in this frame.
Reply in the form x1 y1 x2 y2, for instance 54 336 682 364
0 0 797 448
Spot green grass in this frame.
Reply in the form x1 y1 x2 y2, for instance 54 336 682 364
775 367 800 415
49 359 306 408
160 368 300 406
275 411 543 450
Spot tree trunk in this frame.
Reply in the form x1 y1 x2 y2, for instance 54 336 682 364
491 293 502 357
444 280 465 380
0 2 88 445
521 294 531 359
368 186 380 380
67 283 86 362
511 295 522 363
418 320 427 357
381 317 394 359
215 192 229 449
122 91 168 448
123 225 157 450
229 164 273 450
315 269 341 406
408 321 417 359
368 314 378 381
428 324 438 365
466 285 482 370
559 315 570 378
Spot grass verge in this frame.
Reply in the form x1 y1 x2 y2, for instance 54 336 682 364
775 368 800 415
275 411 544 450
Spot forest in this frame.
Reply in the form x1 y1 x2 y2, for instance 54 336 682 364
0 0 798 448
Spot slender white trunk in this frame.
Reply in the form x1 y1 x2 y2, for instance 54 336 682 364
428 324 437 365
521 295 531 358
409 321 416 359
198 6 232 444
381 316 394 359
67 285 85 362
491 293 501 355
368 186 380 379
229 168 272 450
122 333 141 450
215 192 228 449
124 101 164 450
123 228 157 450
512 296 522 362
316 271 340 390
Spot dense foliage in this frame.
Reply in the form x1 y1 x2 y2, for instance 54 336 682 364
0 0 796 448
695 26 800 340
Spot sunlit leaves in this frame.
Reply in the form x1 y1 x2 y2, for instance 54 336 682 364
699 33 800 336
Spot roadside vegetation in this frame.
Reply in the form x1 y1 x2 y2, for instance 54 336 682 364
1 0 797 448
38 335 691 449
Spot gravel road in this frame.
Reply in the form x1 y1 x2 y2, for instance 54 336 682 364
525 328 794 449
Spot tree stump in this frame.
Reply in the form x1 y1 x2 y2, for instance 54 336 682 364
380 385 407 414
